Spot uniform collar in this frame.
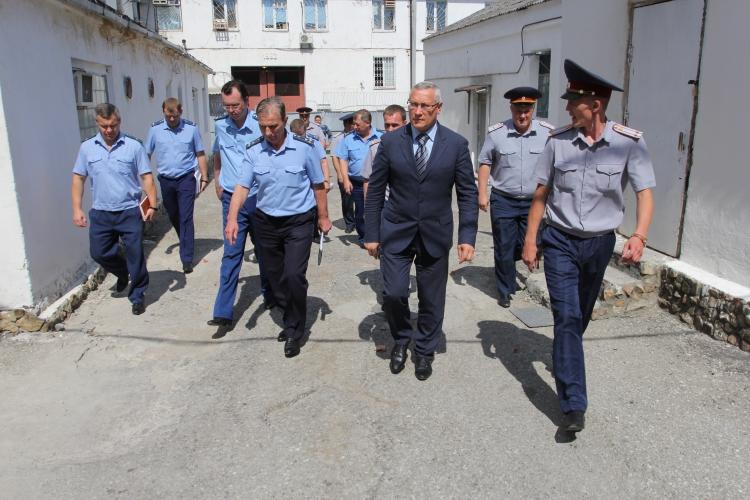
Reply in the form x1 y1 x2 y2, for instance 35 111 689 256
573 120 614 147
507 119 537 137
227 112 255 133
261 131 296 154
353 129 379 143
165 119 184 132
94 132 125 148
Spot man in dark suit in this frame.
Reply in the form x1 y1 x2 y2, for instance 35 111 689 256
364 82 478 381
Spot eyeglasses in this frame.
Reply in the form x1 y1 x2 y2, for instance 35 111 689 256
407 101 440 111
223 103 244 111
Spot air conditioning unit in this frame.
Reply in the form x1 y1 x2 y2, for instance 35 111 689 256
213 19 228 31
385 0 396 7
299 33 313 47
153 0 180 6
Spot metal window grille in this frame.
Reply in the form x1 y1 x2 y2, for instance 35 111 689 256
155 1 182 31
373 57 395 89
209 93 225 118
426 0 446 32
536 52 551 118
213 0 237 28
303 0 327 30
372 0 395 31
73 70 109 142
263 0 288 30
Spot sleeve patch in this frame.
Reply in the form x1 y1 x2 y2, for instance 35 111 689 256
245 136 264 149
293 134 314 146
549 124 574 136
488 122 504 133
537 120 555 130
613 123 644 139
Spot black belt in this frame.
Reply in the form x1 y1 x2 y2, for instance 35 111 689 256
491 187 531 200
158 170 193 181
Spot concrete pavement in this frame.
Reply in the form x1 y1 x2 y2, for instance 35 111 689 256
1 179 748 498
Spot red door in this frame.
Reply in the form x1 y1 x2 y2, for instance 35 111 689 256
232 66 305 112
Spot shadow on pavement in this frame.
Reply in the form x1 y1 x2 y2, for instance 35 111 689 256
450 266 498 301
144 270 186 306
164 238 223 267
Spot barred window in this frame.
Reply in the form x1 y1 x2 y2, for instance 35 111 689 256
73 69 109 141
303 0 327 31
263 0 288 30
155 0 182 31
372 0 395 31
426 0 446 32
536 52 551 119
213 0 237 29
373 57 395 89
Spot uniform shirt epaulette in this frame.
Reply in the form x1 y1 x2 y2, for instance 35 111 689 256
537 120 555 130
215 114 228 121
487 122 504 133
151 119 164 127
84 134 97 142
293 134 314 146
183 119 195 126
549 124 574 136
124 134 143 144
612 123 644 140
245 136 264 149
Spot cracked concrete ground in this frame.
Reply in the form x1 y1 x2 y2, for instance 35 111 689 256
1 177 748 499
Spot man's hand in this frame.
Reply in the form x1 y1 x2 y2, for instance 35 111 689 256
621 236 645 264
199 179 208 193
225 219 239 245
343 178 353 195
318 216 333 234
215 181 223 200
457 244 475 263
364 242 380 259
324 179 332 193
72 209 87 227
522 240 539 271
478 192 489 212
143 207 156 222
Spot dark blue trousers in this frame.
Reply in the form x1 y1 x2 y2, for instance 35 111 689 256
380 234 448 359
350 177 366 245
542 225 615 413
89 207 148 305
212 191 270 321
253 208 316 341
337 181 355 231
158 171 196 265
490 190 531 299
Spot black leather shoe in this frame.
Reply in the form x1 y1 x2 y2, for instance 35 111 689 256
115 275 129 293
345 226 355 234
390 344 408 374
284 338 300 358
131 302 145 315
277 330 288 342
498 296 511 308
562 411 585 432
264 299 278 311
182 262 193 274
207 317 232 327
414 355 433 381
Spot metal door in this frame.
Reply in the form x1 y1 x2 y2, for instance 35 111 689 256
474 90 488 165
622 0 704 256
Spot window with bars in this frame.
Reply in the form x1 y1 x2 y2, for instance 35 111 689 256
155 0 182 31
263 0 288 30
372 0 395 31
426 0 447 32
212 0 237 29
373 57 395 89
73 69 109 142
536 52 551 118
303 0 327 31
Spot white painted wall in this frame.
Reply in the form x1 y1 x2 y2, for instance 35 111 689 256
161 0 485 109
0 0 210 308
680 0 750 286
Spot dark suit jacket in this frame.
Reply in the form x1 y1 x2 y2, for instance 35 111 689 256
364 122 478 257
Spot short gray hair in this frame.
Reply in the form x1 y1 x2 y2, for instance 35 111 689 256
95 103 120 120
256 96 286 119
412 81 442 104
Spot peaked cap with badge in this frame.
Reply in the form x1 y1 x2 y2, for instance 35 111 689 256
560 59 623 100
504 86 543 105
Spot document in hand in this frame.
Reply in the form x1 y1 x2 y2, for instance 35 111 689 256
194 169 201 195
139 196 151 220
317 232 324 266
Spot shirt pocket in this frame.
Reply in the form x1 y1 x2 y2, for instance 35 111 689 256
86 157 103 175
282 165 305 188
553 162 580 192
498 150 518 168
115 158 135 176
595 163 625 192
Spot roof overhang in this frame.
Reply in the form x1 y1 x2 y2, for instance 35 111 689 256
454 84 490 93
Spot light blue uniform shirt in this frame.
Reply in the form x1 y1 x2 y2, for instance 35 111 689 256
307 134 327 160
73 133 151 211
334 128 382 178
145 118 204 178
213 112 260 194
239 133 324 217
534 120 656 237
478 119 553 198
410 122 438 162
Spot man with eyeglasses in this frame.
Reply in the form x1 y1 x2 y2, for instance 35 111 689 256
364 82 478 381
477 87 554 308
208 80 272 331
361 104 407 199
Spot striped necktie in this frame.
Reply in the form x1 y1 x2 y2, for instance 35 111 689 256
415 133 428 178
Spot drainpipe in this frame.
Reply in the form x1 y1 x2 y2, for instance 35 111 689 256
410 0 416 87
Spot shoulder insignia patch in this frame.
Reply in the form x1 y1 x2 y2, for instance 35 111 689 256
84 134 97 142
538 120 555 130
245 137 264 149
488 122 504 133
214 114 228 121
549 124 574 137
151 119 164 127
293 134 314 146
183 119 195 126
124 134 143 144
369 138 381 149
613 123 643 140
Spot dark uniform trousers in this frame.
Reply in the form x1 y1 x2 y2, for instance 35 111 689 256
213 191 270 321
490 189 531 299
89 207 149 305
337 181 355 231
542 225 615 413
349 177 366 244
380 233 448 359
158 171 196 265
253 207 316 341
